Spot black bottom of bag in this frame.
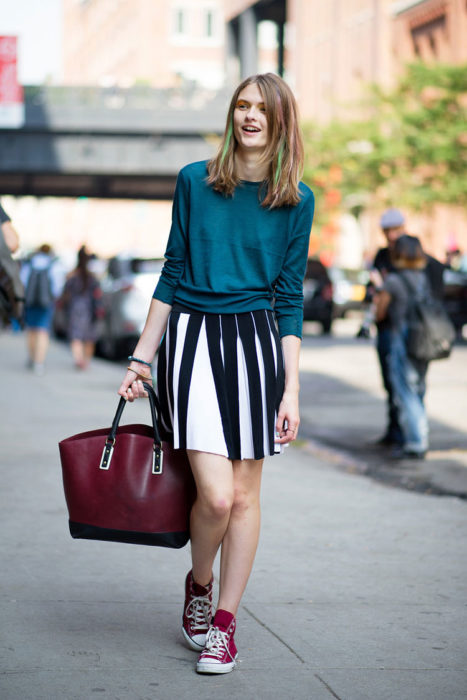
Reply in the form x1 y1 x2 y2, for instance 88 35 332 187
69 521 189 548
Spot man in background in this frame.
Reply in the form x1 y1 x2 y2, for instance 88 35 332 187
371 208 444 447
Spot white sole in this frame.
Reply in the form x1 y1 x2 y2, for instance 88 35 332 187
181 626 206 651
196 655 238 675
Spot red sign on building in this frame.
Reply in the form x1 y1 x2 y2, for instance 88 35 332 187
0 36 24 128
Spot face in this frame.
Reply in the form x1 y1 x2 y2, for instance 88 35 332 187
233 83 269 154
383 226 404 250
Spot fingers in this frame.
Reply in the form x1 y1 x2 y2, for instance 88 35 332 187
118 375 149 401
275 416 299 444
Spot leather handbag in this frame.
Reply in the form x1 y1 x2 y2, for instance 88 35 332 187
59 383 195 548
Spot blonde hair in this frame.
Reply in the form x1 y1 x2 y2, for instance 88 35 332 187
207 73 304 208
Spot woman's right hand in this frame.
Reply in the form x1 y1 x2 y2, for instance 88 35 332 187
118 365 151 402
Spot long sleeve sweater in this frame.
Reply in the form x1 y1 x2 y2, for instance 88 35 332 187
153 160 314 338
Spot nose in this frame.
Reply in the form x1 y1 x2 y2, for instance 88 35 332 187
245 104 259 119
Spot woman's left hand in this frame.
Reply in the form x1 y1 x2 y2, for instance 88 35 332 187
275 390 300 444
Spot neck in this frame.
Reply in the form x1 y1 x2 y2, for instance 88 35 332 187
234 151 268 182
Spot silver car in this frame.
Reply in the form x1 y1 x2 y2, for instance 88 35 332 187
97 257 164 359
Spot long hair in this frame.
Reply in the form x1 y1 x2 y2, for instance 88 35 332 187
207 73 304 208
75 245 92 289
391 235 427 270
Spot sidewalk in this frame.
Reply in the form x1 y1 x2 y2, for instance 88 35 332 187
1 333 466 700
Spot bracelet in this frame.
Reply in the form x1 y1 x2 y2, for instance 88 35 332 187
127 366 152 381
128 355 152 368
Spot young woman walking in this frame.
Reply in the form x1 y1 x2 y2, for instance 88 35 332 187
118 73 314 674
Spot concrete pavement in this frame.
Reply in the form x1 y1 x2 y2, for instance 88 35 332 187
300 319 467 499
1 331 466 700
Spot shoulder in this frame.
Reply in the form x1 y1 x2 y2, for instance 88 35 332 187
178 160 209 183
374 247 388 265
297 181 314 208
384 271 404 294
0 204 11 224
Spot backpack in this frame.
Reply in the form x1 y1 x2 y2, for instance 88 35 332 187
25 262 54 309
0 232 24 325
400 272 455 362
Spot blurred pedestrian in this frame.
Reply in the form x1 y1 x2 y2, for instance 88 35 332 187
21 244 62 375
117 73 314 674
370 208 444 446
0 201 20 253
374 235 431 458
60 246 103 369
0 202 24 328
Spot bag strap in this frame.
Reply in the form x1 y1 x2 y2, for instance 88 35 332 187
100 382 164 474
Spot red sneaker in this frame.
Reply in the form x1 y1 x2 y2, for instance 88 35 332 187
196 609 238 674
182 570 213 651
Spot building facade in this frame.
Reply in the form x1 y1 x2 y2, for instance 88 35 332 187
63 0 226 89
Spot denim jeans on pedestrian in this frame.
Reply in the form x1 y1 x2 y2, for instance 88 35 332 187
376 326 404 444
389 327 429 452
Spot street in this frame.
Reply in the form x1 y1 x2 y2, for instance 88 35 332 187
1 324 466 700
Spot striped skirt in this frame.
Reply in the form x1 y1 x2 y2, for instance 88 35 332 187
156 307 285 461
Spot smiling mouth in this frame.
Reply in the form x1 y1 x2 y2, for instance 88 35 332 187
242 126 260 133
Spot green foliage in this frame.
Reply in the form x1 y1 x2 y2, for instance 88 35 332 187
302 62 467 227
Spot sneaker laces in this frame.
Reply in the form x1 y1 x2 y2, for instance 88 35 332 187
203 626 234 662
186 595 211 631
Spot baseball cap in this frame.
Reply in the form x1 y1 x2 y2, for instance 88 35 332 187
380 208 405 228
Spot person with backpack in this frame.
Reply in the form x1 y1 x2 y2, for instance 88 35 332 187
374 235 438 459
21 244 63 375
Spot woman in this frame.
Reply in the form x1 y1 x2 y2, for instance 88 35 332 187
61 246 103 370
374 235 430 459
118 73 314 674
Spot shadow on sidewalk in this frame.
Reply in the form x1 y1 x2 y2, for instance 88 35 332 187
298 370 467 500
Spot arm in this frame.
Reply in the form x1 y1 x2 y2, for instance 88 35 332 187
118 298 172 401
374 289 391 322
1 221 19 253
275 334 301 444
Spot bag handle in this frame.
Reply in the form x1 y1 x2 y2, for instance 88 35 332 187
99 382 164 475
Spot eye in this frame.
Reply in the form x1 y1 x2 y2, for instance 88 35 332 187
236 101 248 110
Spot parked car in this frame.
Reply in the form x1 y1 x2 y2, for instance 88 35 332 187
302 259 334 333
329 267 370 318
443 267 467 335
96 257 164 359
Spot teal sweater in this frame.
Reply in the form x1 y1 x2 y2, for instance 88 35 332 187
153 160 314 338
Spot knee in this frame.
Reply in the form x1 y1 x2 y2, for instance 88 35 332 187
231 486 257 516
198 490 233 521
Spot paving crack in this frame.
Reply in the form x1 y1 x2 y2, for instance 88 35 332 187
315 673 343 699
242 605 305 664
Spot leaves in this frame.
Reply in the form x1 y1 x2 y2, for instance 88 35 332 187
302 62 467 231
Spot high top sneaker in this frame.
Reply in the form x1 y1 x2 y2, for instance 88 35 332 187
196 609 238 674
182 570 213 651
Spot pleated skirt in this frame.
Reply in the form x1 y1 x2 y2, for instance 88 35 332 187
156 307 285 461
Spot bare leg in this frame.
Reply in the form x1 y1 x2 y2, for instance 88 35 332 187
70 339 85 368
218 459 263 616
26 329 36 363
187 450 234 587
84 340 95 366
33 329 50 364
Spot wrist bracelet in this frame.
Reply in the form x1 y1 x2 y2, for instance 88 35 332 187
128 355 152 367
127 366 151 381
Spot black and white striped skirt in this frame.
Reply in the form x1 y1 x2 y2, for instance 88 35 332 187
156 307 285 461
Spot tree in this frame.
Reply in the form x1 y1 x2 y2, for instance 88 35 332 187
302 62 467 237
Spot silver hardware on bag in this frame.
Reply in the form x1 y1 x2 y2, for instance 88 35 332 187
152 445 163 475
99 438 115 470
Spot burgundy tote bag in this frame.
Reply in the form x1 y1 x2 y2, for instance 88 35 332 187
59 383 195 547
